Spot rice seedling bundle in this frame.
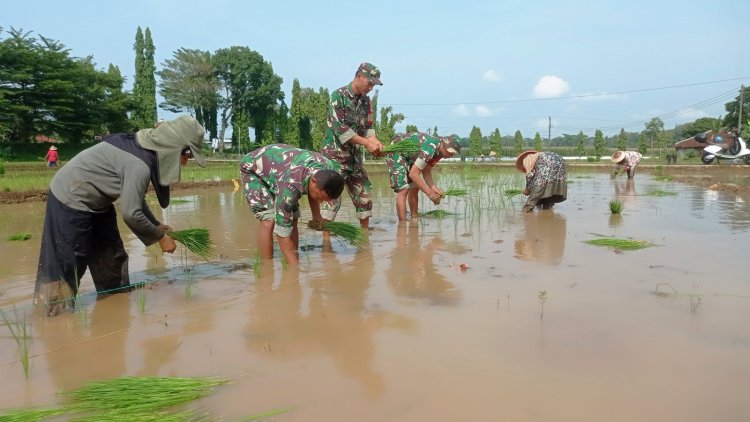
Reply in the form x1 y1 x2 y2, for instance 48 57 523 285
169 228 213 259
584 237 652 251
645 190 677 197
441 188 468 197
421 209 455 218
504 189 523 197
6 232 31 241
321 221 365 246
608 199 624 214
383 139 421 155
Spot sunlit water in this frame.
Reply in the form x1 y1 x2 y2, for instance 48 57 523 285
0 165 749 421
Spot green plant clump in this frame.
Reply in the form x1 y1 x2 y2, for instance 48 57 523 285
320 221 365 246
645 190 677 197
383 139 421 155
584 237 652 251
442 188 468 197
608 199 624 214
421 209 455 218
504 189 523 197
7 232 32 241
169 228 214 259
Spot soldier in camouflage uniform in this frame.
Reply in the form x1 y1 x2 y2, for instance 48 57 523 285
320 62 385 234
241 144 345 265
385 132 462 221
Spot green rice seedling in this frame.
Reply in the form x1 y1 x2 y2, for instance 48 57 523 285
6 232 31 241
584 237 652 251
441 188 468 197
253 251 262 278
319 221 365 246
66 376 229 415
383 139 421 155
134 283 147 313
243 408 292 421
608 199 624 214
538 290 548 320
0 307 31 378
504 189 523 198
645 190 677 197
421 209 455 218
169 228 213 259
74 293 88 327
0 407 70 421
653 174 674 182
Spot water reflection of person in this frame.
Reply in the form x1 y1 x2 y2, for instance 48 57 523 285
514 212 567 265
38 294 129 391
245 248 395 398
614 178 636 198
385 221 461 306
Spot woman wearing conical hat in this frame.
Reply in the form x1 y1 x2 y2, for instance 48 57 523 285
611 150 642 179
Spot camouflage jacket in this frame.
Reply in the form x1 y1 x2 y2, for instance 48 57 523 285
392 132 444 170
241 144 340 227
321 83 376 169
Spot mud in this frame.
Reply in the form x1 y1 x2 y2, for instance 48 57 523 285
0 166 749 421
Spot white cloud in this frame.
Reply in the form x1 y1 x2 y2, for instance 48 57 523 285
475 105 492 117
483 69 501 82
532 75 570 98
452 104 470 116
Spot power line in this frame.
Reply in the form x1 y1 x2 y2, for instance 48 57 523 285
389 76 750 106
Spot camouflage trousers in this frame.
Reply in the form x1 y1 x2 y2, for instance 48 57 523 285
241 172 299 237
385 153 415 192
321 165 373 221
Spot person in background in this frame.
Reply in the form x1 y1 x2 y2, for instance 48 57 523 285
611 150 643 179
320 62 384 236
385 132 462 220
515 150 568 213
240 144 345 266
34 116 207 316
45 145 59 167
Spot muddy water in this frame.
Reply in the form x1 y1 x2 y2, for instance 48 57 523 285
1 166 749 421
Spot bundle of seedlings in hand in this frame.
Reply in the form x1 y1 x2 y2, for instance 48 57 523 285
504 189 523 198
168 228 213 259
316 221 364 246
441 188 468 197
383 139 421 155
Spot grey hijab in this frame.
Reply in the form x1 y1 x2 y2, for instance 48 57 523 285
136 116 207 185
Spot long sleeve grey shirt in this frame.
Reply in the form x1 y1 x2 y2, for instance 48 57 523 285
50 142 164 245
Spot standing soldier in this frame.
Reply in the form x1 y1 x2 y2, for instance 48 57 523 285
385 132 462 221
240 144 345 266
320 62 385 238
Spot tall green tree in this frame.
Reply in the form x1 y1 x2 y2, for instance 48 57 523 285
638 133 648 155
289 79 329 150
157 48 219 136
469 126 483 159
593 129 605 159
132 27 157 130
513 130 524 155
213 46 284 150
534 132 543 151
376 105 404 147
722 86 750 130
643 117 664 153
405 124 418 133
575 131 586 157
489 128 501 157
617 128 628 151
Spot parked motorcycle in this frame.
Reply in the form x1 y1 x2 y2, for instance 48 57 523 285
695 131 750 164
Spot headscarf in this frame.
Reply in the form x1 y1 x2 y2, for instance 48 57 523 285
136 116 206 185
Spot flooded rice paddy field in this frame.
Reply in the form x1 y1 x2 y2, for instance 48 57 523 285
1 165 749 421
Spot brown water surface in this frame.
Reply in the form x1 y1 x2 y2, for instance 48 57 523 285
1 166 749 421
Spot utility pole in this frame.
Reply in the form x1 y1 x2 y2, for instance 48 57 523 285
548 116 551 149
738 85 744 132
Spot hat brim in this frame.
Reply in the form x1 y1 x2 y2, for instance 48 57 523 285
369 77 383 86
611 153 625 163
515 150 538 173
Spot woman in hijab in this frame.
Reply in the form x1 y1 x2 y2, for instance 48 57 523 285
515 150 567 213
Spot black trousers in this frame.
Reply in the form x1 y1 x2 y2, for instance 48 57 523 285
35 192 130 298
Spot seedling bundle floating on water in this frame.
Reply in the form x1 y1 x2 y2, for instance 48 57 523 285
421 209 455 218
383 139 421 155
169 228 214 259
584 237 652 251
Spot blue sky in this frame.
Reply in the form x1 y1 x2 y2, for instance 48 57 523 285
4 0 750 138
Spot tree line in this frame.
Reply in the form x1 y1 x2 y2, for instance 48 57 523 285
2 26 748 160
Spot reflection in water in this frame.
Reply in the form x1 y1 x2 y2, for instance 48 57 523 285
245 248 407 398
688 186 750 231
514 212 566 265
614 178 636 199
386 221 461 306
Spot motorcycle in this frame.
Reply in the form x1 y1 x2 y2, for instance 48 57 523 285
694 131 750 165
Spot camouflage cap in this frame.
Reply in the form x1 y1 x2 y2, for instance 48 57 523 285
439 135 462 155
357 62 383 86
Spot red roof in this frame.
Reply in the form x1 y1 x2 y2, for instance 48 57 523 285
35 135 58 143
